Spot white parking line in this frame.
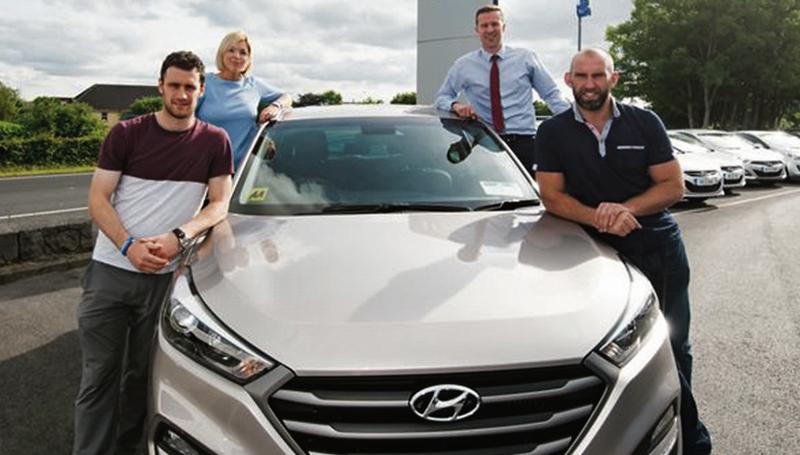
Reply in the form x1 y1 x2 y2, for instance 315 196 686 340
0 172 92 181
674 187 800 216
3 207 88 220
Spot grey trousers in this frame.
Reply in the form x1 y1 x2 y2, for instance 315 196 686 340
73 260 173 455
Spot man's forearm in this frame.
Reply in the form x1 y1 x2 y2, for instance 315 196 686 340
623 180 683 216
179 199 229 239
542 191 597 227
89 195 129 249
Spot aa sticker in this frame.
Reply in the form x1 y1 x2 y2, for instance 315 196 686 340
247 187 269 202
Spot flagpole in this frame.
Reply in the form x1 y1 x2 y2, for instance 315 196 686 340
578 16 582 51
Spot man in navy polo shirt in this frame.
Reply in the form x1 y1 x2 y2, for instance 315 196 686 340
535 48 712 454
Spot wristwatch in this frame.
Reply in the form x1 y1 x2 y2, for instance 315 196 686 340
172 227 191 253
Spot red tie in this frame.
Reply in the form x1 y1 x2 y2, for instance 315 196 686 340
490 54 505 133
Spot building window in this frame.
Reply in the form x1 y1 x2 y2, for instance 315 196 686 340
101 112 109 122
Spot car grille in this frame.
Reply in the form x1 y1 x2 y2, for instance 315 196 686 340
753 169 784 177
686 180 723 192
268 365 606 455
684 170 718 177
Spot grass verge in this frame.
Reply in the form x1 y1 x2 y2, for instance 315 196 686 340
0 165 95 177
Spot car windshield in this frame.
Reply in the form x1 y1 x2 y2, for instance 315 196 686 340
698 133 753 149
757 132 800 148
231 116 538 215
670 137 704 153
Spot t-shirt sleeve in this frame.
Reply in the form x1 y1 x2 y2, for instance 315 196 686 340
533 120 563 173
209 129 234 179
97 123 128 171
254 77 283 105
645 110 674 166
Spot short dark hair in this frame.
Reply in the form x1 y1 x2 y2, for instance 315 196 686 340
159 51 205 84
475 5 503 25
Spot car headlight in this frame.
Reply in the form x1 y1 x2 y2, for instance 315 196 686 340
598 265 661 367
162 274 274 384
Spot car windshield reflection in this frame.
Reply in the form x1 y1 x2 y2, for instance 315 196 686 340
231 117 538 215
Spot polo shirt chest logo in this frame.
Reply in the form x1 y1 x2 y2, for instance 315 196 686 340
617 145 646 150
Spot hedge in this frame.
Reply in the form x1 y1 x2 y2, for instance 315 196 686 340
0 121 26 140
0 134 104 167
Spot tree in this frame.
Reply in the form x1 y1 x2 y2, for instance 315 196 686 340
294 90 343 107
124 96 162 119
0 81 23 122
17 97 106 137
607 0 800 129
390 92 416 105
533 100 552 116
321 90 343 105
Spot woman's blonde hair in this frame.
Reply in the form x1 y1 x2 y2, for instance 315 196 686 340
215 31 252 75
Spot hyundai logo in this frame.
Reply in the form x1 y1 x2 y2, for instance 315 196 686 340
409 384 481 422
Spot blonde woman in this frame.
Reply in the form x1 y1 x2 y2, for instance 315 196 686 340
197 31 292 170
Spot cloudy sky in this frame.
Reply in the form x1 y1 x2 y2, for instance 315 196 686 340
1 0 633 102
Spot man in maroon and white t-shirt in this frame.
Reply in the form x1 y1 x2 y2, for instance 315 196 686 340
73 51 233 455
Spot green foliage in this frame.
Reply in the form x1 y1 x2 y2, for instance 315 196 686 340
124 96 162 119
390 92 417 105
0 121 25 140
294 90 343 107
17 97 107 137
607 0 800 129
0 81 23 122
533 100 553 116
321 90 343 105
0 134 103 167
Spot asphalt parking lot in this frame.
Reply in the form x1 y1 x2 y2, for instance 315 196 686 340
1 182 799 454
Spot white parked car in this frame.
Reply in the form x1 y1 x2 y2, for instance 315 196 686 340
668 133 746 189
736 130 800 180
672 130 786 183
673 148 724 201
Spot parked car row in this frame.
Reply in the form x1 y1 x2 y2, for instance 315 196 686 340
668 129 797 202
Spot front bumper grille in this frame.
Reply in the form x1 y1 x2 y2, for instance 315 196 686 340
686 180 723 193
267 365 606 455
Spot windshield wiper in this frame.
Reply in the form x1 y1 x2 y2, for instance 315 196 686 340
321 203 471 214
473 199 541 211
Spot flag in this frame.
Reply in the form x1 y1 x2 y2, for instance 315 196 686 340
577 0 591 18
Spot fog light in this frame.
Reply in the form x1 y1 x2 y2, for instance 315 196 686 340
155 424 210 455
649 405 676 450
633 403 679 455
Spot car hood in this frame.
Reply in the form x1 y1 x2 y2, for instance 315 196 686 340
723 146 784 162
189 210 631 375
691 150 741 167
676 153 721 172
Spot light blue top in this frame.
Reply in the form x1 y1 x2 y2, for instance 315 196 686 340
434 45 570 135
197 73 283 169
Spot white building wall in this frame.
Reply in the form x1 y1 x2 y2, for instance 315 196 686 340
416 0 495 104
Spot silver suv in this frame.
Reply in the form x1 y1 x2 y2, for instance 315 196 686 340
149 106 681 455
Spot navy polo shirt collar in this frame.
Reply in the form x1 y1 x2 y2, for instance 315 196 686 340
572 99 621 123
573 99 622 157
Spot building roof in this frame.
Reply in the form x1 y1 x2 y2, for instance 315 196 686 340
74 84 159 111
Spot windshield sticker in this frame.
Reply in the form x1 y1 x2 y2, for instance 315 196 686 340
480 181 524 198
247 187 269 202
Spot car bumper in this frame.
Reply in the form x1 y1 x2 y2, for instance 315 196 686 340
148 317 681 455
744 165 787 181
786 161 800 179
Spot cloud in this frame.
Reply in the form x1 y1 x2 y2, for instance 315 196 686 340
1 0 633 101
